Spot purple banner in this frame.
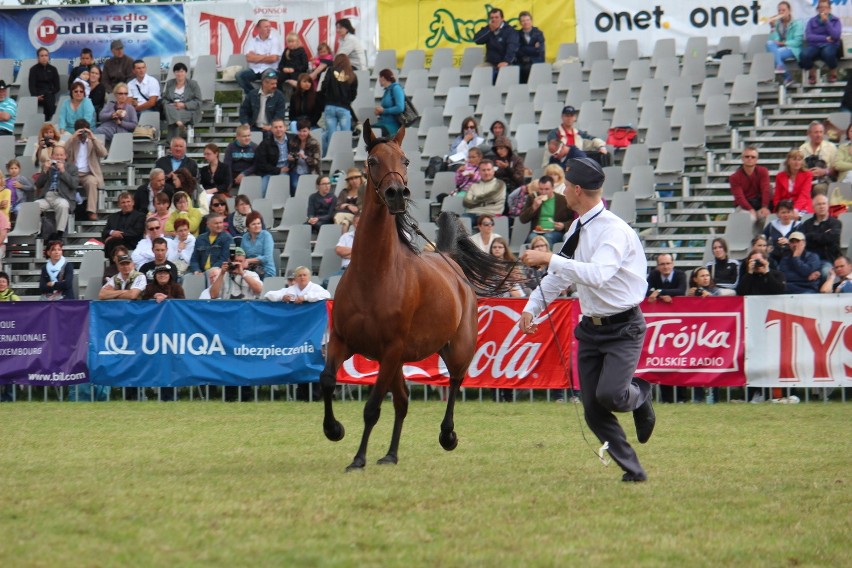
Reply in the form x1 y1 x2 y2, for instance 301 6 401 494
0 301 89 385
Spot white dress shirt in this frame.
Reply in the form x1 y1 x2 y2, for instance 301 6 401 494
246 34 282 73
131 236 179 267
128 74 161 101
264 282 330 302
523 201 647 318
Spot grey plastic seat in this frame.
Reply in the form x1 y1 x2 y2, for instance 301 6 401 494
513 123 539 154
610 101 638 129
533 84 558 111
429 48 454 77
312 224 343 258
602 166 625 200
644 122 672 150
715 36 741 55
447 106 475 136
609 191 636 224
582 41 609 71
670 97 698 129
717 53 744 84
421 126 450 159
588 60 614 92
638 102 668 131
556 43 579 60
578 100 604 126
434 67 461 97
653 56 680 82
495 65 520 93
678 115 706 150
621 143 650 173
503 84 530 113
538 101 564 132
697 77 725 106
556 62 582 92
564 82 591 109
468 67 493 94
723 211 755 253
637 79 665 109
237 176 263 201
442 86 470 117
625 59 652 89
655 141 685 176
181 274 206 300
508 103 535 134
403 69 429 92
651 39 676 67
603 80 631 111
527 62 553 87
744 33 770 62
626 165 656 200
459 47 485 76
475 89 503 115
703 94 731 133
400 49 426 78
729 74 757 108
613 39 639 72
372 49 397 77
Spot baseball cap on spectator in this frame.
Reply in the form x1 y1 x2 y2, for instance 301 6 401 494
111 40 124 50
117 254 132 264
153 265 171 274
788 232 806 241
263 71 278 80
562 105 577 115
0 80 8 90
233 247 246 256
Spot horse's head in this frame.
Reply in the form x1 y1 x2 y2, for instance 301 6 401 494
363 119 410 215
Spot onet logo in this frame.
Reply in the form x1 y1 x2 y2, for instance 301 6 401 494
426 5 519 48
99 330 137 355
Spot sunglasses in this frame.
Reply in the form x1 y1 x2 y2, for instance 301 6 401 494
148 226 161 231
743 155 758 159
212 202 226 207
116 92 128 95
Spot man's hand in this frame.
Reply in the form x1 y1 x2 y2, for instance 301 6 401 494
519 312 538 335
154 292 168 303
808 271 820 281
521 249 552 267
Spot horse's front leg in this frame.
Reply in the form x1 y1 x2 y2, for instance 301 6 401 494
321 333 348 442
347 355 399 472
377 368 408 465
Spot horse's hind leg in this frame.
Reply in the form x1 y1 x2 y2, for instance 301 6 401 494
321 334 348 442
439 373 462 451
378 369 409 465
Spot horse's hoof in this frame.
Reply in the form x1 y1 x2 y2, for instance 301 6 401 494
345 461 365 473
324 421 345 442
377 454 398 465
439 430 458 451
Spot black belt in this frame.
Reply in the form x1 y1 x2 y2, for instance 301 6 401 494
585 306 639 326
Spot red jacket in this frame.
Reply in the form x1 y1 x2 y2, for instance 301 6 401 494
729 166 770 210
773 170 814 213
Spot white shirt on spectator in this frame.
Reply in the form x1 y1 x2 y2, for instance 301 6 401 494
128 74 161 101
102 271 147 293
336 229 355 268
246 33 282 73
131 236 178 267
264 281 330 302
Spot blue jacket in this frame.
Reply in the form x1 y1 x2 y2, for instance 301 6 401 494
516 26 545 65
473 23 519 66
778 250 820 294
239 88 286 128
240 229 275 279
376 81 405 137
190 230 233 273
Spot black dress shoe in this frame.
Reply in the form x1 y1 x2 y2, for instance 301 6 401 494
622 471 647 482
633 397 656 444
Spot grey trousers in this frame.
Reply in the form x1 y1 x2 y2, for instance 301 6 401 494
36 192 70 234
574 309 651 478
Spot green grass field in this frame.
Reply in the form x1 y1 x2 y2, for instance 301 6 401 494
0 401 848 567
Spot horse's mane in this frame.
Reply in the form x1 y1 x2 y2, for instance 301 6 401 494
434 212 521 297
396 207 422 256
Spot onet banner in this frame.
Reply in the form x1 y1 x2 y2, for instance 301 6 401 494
88 300 327 387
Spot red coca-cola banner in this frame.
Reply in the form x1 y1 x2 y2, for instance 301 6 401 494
634 297 746 387
330 298 575 388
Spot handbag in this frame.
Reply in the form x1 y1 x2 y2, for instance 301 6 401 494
606 126 636 148
133 125 157 140
397 97 421 128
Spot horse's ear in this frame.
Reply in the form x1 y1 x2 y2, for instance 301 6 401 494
363 118 374 146
393 125 405 146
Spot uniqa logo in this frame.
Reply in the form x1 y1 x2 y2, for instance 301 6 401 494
98 331 226 356
425 5 519 48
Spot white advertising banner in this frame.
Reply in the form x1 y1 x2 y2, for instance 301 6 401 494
745 294 852 388
574 0 852 57
183 0 378 67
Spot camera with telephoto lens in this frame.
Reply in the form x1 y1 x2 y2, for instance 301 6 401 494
694 287 706 296
79 131 88 142
227 245 239 273
43 137 53 148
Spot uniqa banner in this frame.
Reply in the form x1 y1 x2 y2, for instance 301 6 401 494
745 294 852 388
0 5 186 63
633 296 746 387
0 301 89 386
574 0 852 57
378 0 574 67
183 0 377 68
88 300 326 386
333 298 575 389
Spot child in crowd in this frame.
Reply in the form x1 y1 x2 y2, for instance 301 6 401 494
0 169 10 255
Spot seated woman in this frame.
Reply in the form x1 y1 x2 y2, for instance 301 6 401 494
289 74 324 130
95 83 138 145
469 214 502 252
773 149 813 214
800 0 842 84
544 163 568 195
152 191 172 229
481 120 512 156
204 197 231 234
58 83 96 137
374 69 405 137
0 271 20 302
523 235 550 293
264 265 330 302
452 147 483 198
448 116 485 166
240 211 275 280
285 118 321 198
334 167 364 232
490 237 524 298
142 264 185 302
765 1 803 87
227 195 258 238
33 123 62 170
277 32 309 98
687 267 725 297
199 143 233 200
171 217 196 279
161 62 203 141
491 136 526 191
39 240 75 300
306 176 337 235
164 182 202 236
706 237 739 295
87 65 106 117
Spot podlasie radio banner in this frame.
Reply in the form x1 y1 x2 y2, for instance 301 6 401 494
0 301 89 386
0 5 186 62
88 300 327 387
334 298 575 389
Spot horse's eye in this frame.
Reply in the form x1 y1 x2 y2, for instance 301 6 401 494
367 157 378 166
403 158 410 167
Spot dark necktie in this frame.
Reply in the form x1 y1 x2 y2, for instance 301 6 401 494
559 208 603 260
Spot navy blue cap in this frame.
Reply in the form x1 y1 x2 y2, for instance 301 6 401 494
564 157 605 190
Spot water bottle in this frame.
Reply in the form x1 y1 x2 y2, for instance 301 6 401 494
214 105 222 124
706 388 715 405
127 166 136 186
187 125 195 144
157 144 165 158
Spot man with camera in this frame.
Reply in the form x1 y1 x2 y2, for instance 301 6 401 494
777 231 821 294
736 249 787 296
519 175 572 246
35 145 78 240
799 121 837 194
64 119 107 222
209 246 262 300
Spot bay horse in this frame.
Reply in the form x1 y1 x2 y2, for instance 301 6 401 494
320 120 515 471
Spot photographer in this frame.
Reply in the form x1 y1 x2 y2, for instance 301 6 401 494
35 145 77 240
209 247 262 300
736 251 787 296
65 119 107 222
686 267 724 297
777 231 821 294
519 175 572 246
33 123 61 170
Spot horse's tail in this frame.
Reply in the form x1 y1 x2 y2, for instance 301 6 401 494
435 212 522 297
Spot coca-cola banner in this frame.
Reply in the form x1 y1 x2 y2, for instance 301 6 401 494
183 0 378 67
634 297 746 387
746 295 852 388
334 298 575 389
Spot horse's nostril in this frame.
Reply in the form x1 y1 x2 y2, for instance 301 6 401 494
402 188 411 199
